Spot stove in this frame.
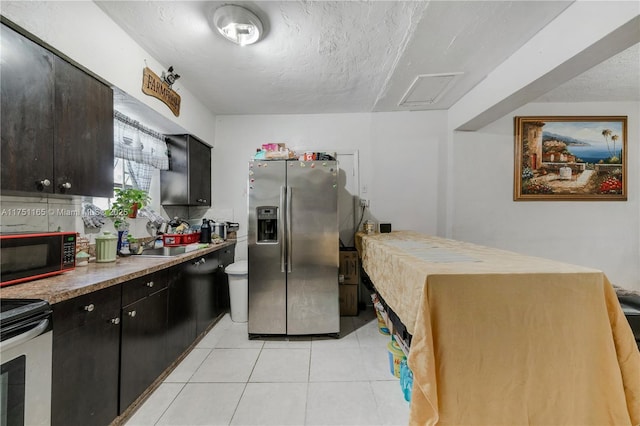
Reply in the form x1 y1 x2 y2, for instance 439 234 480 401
0 298 52 425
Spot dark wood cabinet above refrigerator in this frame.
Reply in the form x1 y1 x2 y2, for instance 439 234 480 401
161 134 212 206
0 22 114 198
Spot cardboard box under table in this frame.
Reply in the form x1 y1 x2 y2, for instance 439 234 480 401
339 248 359 316
339 285 358 316
358 231 640 425
339 248 359 285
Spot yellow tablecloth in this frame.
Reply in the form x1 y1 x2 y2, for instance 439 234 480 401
358 231 640 426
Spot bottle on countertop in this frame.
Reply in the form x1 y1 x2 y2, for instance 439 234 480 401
154 236 164 249
200 218 212 243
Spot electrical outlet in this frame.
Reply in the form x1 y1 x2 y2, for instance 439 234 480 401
359 199 370 207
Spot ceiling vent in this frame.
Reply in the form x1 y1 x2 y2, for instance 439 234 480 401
398 72 463 107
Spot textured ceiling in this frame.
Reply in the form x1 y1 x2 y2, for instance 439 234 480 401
95 0 639 120
535 42 640 103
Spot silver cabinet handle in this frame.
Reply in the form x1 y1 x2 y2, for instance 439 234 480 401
60 182 72 189
84 304 95 312
197 198 207 203
40 179 51 187
111 317 120 325
193 258 206 266
146 281 154 288
128 310 136 317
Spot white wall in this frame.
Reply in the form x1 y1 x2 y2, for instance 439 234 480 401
212 111 446 259
452 101 640 290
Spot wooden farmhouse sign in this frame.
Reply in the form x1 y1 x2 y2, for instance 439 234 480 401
142 67 181 117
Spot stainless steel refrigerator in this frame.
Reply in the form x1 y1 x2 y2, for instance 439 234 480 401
247 160 340 336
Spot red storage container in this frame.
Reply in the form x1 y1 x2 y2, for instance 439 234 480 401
163 232 200 246
182 233 201 244
162 234 182 246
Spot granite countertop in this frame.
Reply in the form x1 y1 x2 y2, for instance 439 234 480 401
0 241 236 304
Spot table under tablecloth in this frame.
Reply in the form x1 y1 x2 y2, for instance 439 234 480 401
357 231 640 425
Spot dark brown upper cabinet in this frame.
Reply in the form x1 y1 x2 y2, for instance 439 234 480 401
161 134 212 206
53 56 114 197
1 23 114 197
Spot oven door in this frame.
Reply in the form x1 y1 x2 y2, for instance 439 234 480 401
0 309 52 426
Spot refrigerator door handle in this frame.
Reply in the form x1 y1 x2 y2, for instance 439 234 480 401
286 186 293 273
280 185 286 273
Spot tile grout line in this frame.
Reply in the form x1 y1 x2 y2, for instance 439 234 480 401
151 382 187 426
305 334 313 426
183 347 215 384
227 334 264 425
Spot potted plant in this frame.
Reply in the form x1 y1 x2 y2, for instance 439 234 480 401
106 188 151 252
106 188 151 228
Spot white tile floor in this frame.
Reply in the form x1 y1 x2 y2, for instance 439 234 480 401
125 307 410 426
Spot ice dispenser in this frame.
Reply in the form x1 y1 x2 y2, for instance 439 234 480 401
257 207 278 243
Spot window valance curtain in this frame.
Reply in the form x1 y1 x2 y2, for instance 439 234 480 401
114 111 169 169
113 111 169 192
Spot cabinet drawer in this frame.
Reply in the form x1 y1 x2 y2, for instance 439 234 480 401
183 253 220 276
122 270 168 306
53 285 121 335
218 246 235 267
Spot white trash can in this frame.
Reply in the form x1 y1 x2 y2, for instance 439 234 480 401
225 260 248 322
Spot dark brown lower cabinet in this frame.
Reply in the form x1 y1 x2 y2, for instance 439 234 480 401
51 285 121 426
216 246 234 314
119 286 169 412
167 265 196 362
51 244 235 425
185 253 222 335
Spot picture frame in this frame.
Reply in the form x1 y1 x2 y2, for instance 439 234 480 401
514 116 627 201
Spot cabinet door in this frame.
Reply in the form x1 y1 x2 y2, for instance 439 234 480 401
0 24 55 193
188 136 212 205
167 265 196 362
161 135 188 205
52 285 121 426
183 254 221 335
161 134 211 206
54 56 114 197
120 288 169 412
215 246 235 314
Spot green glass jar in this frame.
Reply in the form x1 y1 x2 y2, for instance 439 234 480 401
95 231 117 263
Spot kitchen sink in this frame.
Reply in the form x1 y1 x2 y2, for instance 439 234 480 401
136 246 187 257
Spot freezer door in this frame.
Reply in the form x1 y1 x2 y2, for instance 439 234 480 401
248 161 287 334
286 161 340 335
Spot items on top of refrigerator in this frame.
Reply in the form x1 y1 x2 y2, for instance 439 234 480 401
300 152 336 161
253 143 336 161
255 143 294 160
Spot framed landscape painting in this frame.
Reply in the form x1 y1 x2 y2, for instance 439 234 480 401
514 116 627 201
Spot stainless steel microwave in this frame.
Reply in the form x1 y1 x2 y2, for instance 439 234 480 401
0 232 76 287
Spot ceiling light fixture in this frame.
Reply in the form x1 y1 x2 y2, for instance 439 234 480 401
212 5 263 46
